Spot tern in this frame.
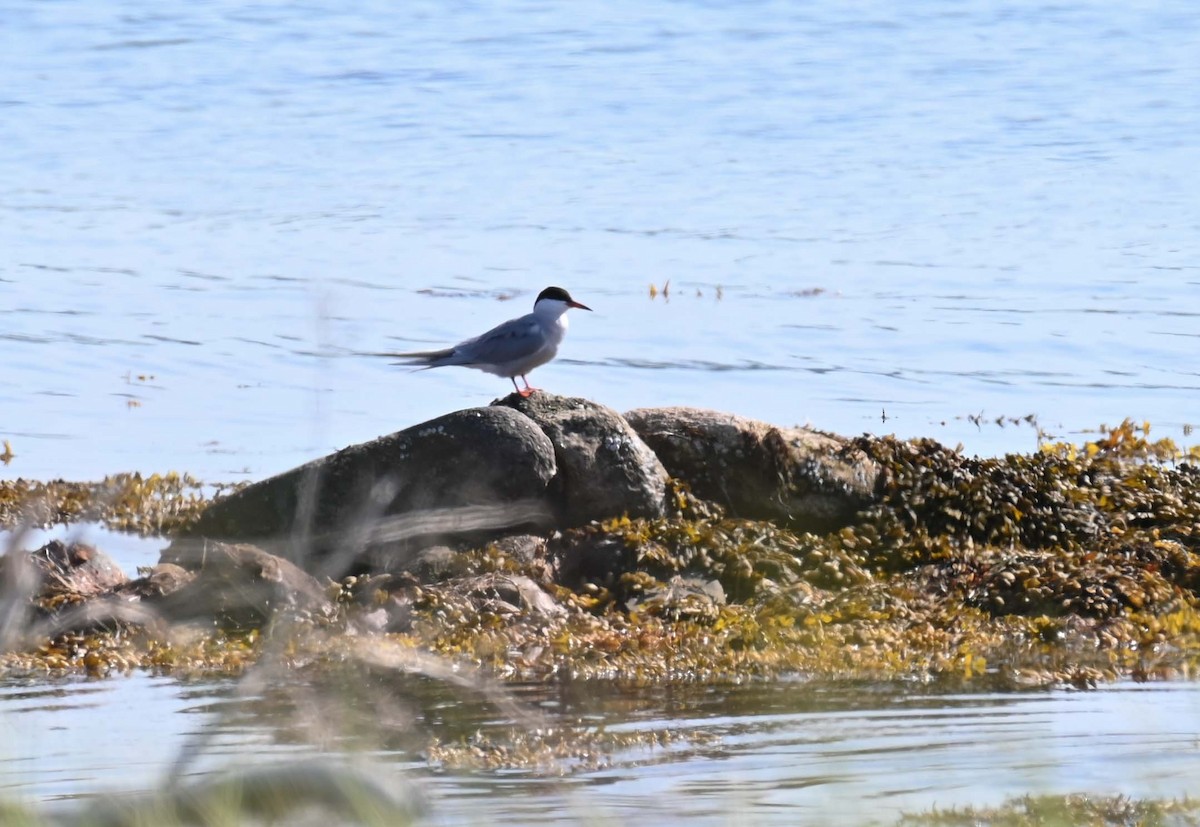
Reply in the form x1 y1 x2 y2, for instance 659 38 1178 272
392 286 592 397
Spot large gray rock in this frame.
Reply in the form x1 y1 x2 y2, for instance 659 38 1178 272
169 406 558 576
496 393 669 524
624 407 881 531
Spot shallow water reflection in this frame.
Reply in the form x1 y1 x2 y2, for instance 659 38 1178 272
4 675 1199 825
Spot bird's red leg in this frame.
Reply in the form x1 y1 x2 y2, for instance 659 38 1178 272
518 375 538 398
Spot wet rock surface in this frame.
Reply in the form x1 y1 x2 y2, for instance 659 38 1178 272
624 406 881 530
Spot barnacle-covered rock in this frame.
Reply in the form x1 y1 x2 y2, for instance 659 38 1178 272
497 394 669 524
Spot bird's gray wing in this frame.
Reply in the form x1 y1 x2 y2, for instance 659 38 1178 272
451 315 544 366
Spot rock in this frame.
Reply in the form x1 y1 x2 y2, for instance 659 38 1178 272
460 573 567 618
28 541 128 596
357 605 393 634
487 534 555 585
353 592 416 634
6 543 161 639
547 533 633 589
118 564 195 600
405 545 463 582
496 393 669 524
627 575 726 623
154 543 332 628
624 407 881 531
487 534 547 566
340 573 418 633
169 407 558 576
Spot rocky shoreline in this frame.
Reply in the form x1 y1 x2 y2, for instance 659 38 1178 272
3 397 1200 687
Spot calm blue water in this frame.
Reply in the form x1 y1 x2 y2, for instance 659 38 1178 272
2 0 1198 481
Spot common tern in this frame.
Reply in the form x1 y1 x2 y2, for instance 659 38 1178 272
392 286 592 397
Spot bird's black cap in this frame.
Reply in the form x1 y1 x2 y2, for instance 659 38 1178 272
535 286 591 310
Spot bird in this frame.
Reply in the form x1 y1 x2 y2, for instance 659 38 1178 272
391 286 592 397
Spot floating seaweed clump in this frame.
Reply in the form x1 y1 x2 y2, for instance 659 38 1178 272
0 472 243 535
897 792 1200 827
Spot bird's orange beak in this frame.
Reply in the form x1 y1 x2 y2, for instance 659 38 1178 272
569 300 592 311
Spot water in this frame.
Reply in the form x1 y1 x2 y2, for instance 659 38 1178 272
4 0 1200 819
3 675 1200 825
3 0 1198 481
